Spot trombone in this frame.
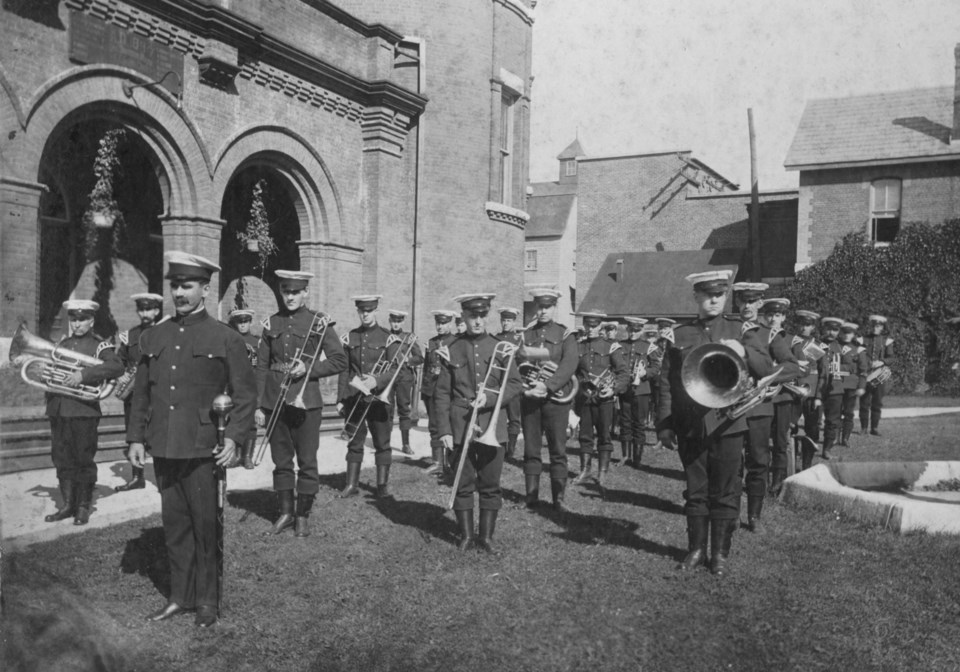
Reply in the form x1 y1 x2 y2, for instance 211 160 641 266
340 333 419 443
447 340 519 510
253 313 335 467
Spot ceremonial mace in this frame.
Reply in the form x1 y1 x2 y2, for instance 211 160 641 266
211 393 235 618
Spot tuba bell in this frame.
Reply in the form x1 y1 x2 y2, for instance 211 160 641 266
9 323 116 401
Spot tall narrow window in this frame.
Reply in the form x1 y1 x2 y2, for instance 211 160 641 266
525 249 538 271
870 178 901 245
499 92 516 206
564 160 577 177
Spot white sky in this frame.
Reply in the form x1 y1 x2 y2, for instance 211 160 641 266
529 0 960 190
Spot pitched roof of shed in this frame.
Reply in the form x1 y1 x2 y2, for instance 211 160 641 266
578 249 743 318
785 86 960 169
526 186 575 238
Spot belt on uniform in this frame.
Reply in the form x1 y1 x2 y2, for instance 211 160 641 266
269 363 294 372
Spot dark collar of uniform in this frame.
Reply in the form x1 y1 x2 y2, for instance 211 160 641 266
280 305 308 318
172 307 210 327
356 323 381 333
462 331 487 341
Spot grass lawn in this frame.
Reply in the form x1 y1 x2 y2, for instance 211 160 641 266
3 412 960 672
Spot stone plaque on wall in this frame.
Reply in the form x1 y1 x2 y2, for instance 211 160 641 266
69 10 183 95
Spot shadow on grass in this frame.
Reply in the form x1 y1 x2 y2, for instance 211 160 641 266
229 489 275 524
579 483 684 515
637 462 685 481
367 497 459 546
542 508 683 559
119 526 170 596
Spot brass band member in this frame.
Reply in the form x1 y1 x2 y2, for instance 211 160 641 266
618 317 658 468
658 270 773 577
127 252 256 627
819 317 867 459
859 314 894 436
422 309 459 475
386 309 424 456
790 309 825 471
115 292 164 492
337 295 401 498
652 318 676 416
573 311 629 486
436 293 523 553
42 300 123 525
497 306 524 460
256 271 346 536
519 288 578 511
227 308 259 366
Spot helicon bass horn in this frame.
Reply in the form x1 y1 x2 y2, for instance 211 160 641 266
680 342 785 420
8 324 116 401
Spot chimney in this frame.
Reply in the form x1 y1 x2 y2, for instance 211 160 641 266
954 44 960 144
615 258 624 283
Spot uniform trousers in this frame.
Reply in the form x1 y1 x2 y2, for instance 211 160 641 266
268 404 322 494
822 392 857 445
422 393 442 449
390 375 415 432
577 399 615 455
505 396 521 438
520 398 570 480
744 415 772 498
154 457 219 609
678 430 744 520
346 397 393 465
49 416 99 483
618 392 650 446
841 390 859 437
452 440 504 511
799 397 821 442
859 384 884 430
771 401 794 472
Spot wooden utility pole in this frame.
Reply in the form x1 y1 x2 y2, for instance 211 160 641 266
748 108 761 281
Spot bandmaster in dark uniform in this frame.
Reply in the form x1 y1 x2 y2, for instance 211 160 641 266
126 251 256 628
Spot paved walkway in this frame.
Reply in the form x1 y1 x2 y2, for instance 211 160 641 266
0 425 434 550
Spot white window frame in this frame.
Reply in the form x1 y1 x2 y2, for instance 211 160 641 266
565 160 577 177
525 248 538 271
869 178 901 246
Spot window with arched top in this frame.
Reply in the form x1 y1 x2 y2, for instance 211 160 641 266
870 178 901 245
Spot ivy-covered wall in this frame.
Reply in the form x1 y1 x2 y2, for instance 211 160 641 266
784 220 960 395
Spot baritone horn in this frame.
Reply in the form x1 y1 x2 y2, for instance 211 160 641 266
8 323 116 401
516 345 578 404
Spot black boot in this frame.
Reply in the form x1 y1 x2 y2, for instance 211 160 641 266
376 464 392 499
507 433 519 460
339 462 361 498
821 438 833 461
269 490 295 535
401 429 413 455
550 479 568 513
426 445 443 474
596 451 611 488
801 441 816 470
746 496 763 533
573 454 593 485
476 509 500 555
619 441 632 467
633 441 645 467
242 437 256 470
45 479 76 522
524 474 540 509
839 428 851 447
73 482 95 526
115 466 145 492
678 516 708 571
769 469 786 496
710 519 736 577
455 509 474 551
294 493 315 538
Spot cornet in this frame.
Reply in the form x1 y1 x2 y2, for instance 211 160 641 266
630 354 647 387
8 324 116 401
580 368 615 401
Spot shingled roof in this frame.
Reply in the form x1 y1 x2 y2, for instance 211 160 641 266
578 249 743 318
785 86 960 170
526 182 576 238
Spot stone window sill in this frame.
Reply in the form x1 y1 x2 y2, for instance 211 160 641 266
484 201 529 229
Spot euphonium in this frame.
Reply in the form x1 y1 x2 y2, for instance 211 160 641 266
516 346 578 404
8 324 116 401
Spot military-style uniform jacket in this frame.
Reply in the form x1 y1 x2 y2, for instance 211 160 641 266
44 331 123 418
421 332 457 398
658 314 773 437
861 333 895 378
520 320 578 398
791 334 826 400
751 324 801 405
388 329 424 384
117 323 152 370
576 336 630 401
820 339 867 396
126 308 257 458
434 332 524 445
337 323 402 401
238 331 260 366
256 307 346 411
619 336 660 396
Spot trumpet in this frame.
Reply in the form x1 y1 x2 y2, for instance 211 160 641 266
580 368 615 401
341 333 419 443
630 354 647 387
9 324 116 401
866 364 892 388
680 342 784 420
447 340 519 510
253 313 335 467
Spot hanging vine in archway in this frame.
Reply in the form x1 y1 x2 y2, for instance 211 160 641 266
234 178 278 308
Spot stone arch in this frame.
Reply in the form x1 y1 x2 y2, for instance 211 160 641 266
212 126 348 246
14 64 213 217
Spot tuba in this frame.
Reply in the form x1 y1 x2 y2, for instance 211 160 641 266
9 324 116 401
680 342 784 420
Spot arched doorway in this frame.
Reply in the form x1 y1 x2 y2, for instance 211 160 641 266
219 164 301 318
37 114 165 339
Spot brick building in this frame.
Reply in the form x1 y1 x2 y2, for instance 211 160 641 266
785 46 960 271
523 138 582 326
0 0 533 343
574 149 798 317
